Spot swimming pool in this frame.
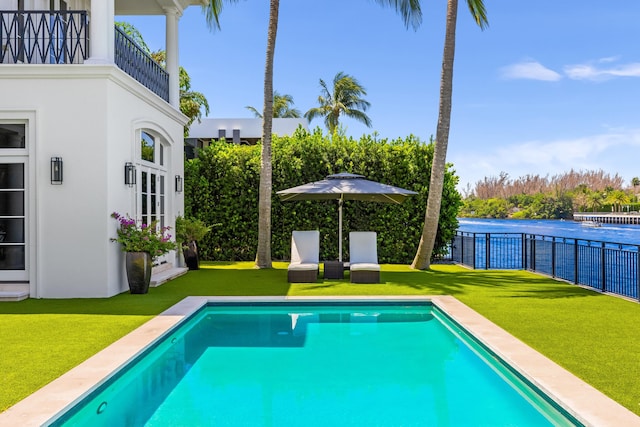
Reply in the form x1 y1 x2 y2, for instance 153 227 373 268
2 296 637 426
50 301 577 426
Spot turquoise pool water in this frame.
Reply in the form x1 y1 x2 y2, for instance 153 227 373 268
51 303 580 426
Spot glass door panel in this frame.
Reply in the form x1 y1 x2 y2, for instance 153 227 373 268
138 166 167 265
0 162 26 272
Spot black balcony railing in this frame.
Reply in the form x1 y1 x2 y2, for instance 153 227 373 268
450 231 640 301
1 11 170 102
0 10 88 64
114 26 169 102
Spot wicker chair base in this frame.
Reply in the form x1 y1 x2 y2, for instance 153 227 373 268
288 268 318 283
350 270 380 284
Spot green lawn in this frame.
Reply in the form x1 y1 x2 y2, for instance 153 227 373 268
1 262 639 416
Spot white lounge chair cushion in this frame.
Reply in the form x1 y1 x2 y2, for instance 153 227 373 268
289 230 320 271
288 262 319 271
349 232 379 265
350 262 380 272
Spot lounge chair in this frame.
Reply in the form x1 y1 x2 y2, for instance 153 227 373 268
287 230 320 283
349 231 380 283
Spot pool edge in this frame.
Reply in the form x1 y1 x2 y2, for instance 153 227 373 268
0 295 638 427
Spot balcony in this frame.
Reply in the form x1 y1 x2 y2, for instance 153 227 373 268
0 10 169 102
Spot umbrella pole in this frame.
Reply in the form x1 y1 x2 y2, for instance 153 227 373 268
338 198 343 262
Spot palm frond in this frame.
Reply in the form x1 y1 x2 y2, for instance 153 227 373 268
466 0 489 30
372 0 422 30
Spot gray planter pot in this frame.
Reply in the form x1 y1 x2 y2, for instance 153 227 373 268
125 252 152 294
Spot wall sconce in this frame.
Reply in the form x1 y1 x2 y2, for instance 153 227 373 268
175 175 183 192
124 162 136 187
51 157 63 184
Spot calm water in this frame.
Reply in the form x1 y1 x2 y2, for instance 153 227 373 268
54 305 576 426
458 218 640 245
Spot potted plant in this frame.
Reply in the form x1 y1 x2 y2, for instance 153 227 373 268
176 216 212 270
111 212 176 294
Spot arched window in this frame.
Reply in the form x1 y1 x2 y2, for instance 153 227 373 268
138 131 167 231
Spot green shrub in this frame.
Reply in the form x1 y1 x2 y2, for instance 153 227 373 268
184 128 462 263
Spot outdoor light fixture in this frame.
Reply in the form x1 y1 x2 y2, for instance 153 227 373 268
124 162 136 187
175 175 183 193
50 157 63 184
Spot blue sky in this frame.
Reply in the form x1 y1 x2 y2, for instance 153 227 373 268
122 0 640 192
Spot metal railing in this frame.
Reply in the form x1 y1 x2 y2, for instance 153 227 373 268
1 11 169 102
451 231 640 301
114 26 169 102
0 10 88 64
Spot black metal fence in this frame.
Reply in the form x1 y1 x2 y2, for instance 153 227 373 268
451 232 640 301
1 11 169 102
114 26 169 102
0 10 88 64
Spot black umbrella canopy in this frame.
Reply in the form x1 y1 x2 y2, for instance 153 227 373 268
277 173 418 203
277 173 418 261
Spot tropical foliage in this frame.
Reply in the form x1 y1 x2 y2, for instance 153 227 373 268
246 91 301 118
150 51 210 135
183 129 462 263
304 72 372 134
461 174 640 219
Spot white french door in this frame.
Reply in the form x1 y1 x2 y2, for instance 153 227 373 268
139 166 167 264
0 158 28 281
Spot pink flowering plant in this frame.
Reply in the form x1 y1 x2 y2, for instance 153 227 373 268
111 212 176 260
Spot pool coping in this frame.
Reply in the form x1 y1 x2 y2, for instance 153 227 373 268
1 295 638 427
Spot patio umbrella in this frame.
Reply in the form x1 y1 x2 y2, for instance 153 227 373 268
277 173 418 261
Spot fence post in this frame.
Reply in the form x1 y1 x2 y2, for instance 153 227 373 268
472 233 476 269
601 242 606 292
574 240 579 284
485 233 490 269
551 237 556 278
459 232 464 265
532 237 536 271
637 245 640 302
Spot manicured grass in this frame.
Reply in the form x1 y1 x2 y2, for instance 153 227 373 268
1 262 639 416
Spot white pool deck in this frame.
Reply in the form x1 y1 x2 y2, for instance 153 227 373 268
1 295 639 427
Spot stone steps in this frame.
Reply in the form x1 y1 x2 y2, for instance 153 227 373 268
0 289 29 302
151 266 188 287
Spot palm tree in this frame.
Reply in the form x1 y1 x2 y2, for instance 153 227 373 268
209 1 419 268
411 0 488 270
585 190 604 212
605 190 630 212
631 177 640 202
304 72 372 134
255 1 421 269
246 91 301 118
254 0 280 268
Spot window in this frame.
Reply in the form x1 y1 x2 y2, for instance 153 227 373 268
0 124 25 148
0 123 27 272
141 131 155 163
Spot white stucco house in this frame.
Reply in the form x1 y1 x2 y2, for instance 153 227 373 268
0 0 203 299
185 118 308 158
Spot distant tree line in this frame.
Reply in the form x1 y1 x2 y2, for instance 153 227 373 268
461 170 640 219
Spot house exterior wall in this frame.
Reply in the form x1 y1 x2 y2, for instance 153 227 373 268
0 65 186 298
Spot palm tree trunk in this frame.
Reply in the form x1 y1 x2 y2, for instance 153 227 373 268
411 0 458 270
255 0 279 268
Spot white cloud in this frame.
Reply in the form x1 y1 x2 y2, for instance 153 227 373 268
451 129 640 190
564 60 640 81
500 61 562 81
501 57 640 83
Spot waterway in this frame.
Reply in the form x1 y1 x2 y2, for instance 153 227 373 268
458 218 640 246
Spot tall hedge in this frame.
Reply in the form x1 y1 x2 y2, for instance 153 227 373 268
184 128 462 264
